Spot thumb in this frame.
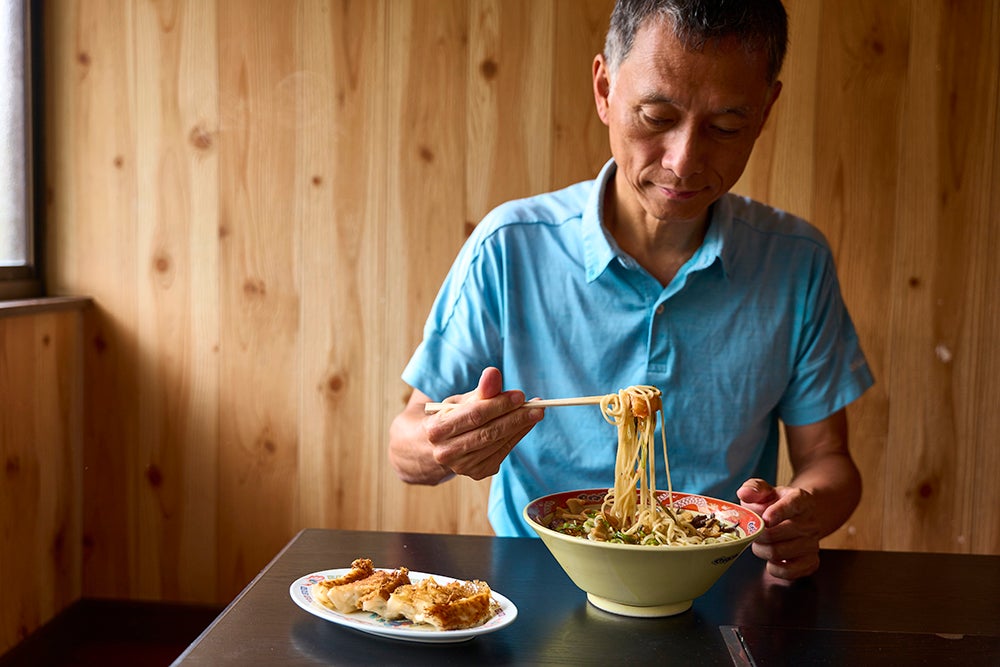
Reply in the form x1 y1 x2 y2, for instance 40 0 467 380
737 478 778 506
476 367 504 400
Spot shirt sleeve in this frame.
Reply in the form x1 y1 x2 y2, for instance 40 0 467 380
777 252 874 426
401 224 505 401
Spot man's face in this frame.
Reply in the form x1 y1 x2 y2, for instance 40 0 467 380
594 20 781 227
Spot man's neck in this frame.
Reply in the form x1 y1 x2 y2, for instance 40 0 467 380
604 187 710 287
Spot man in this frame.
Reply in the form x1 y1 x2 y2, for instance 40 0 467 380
389 0 873 581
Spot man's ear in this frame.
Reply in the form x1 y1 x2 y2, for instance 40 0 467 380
593 54 612 125
758 80 783 134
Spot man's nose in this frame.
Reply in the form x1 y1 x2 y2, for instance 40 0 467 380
662 125 704 180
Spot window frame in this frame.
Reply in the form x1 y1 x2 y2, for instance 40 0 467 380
0 0 41 301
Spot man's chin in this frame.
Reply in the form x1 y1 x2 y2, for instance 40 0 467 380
642 196 713 226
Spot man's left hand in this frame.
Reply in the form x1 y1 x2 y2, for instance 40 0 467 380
737 478 822 580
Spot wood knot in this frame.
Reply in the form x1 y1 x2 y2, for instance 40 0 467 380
326 374 344 393
41 334 51 346
5 455 20 475
257 435 277 454
312 175 323 186
93 333 107 353
918 481 933 498
77 51 91 66
154 253 171 273
146 464 163 487
243 278 266 296
908 276 921 288
418 145 434 163
189 125 213 150
479 58 498 80
113 156 124 168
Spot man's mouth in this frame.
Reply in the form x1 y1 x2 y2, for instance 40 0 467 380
659 185 702 201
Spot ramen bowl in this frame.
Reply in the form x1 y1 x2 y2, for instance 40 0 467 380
523 489 763 617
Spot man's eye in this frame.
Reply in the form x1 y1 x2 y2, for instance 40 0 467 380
641 113 673 128
712 125 743 137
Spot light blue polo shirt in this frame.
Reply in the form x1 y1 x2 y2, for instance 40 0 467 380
402 159 874 537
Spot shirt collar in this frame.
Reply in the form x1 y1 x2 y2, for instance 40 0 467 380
690 196 734 280
582 159 619 282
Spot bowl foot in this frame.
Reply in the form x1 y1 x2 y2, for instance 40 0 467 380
586 593 692 618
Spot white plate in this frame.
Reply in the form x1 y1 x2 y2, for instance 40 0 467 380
289 567 518 644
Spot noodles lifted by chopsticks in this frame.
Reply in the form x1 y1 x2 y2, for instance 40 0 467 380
549 385 742 546
600 385 668 537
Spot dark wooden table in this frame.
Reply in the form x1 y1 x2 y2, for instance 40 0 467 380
173 529 1000 665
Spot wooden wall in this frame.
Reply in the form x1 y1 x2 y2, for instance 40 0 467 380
34 0 1000 606
0 307 84 654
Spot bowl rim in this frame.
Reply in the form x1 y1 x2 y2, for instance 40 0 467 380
523 488 764 551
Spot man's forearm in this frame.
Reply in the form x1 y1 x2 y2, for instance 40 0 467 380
789 451 862 537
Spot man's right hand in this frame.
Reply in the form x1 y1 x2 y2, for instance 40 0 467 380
388 367 545 484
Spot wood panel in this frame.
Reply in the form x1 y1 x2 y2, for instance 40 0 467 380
216 0 301 598
52 0 141 600
974 59 1000 554
884 0 1000 553
133 0 220 603
0 309 84 655
25 0 1000 611
466 0 554 217
296 0 386 533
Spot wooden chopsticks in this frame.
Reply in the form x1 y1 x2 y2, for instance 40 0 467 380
424 395 607 414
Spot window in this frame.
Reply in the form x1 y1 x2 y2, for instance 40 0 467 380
0 0 38 300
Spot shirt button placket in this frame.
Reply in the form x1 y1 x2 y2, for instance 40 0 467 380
648 299 671 375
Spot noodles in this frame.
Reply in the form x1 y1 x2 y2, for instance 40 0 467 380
547 385 743 546
600 386 668 537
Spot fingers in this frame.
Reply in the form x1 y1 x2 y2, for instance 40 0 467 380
752 521 821 580
753 541 821 580
424 380 543 480
759 487 817 531
738 481 823 580
738 481 816 530
737 478 778 508
425 390 531 441
751 489 819 558
449 418 539 480
752 527 819 555
431 367 512 425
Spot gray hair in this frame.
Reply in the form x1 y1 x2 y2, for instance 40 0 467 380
604 0 789 84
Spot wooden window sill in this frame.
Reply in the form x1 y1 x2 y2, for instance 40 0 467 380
0 296 92 319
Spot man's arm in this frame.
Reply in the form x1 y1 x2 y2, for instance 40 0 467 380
737 408 861 580
784 408 862 535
